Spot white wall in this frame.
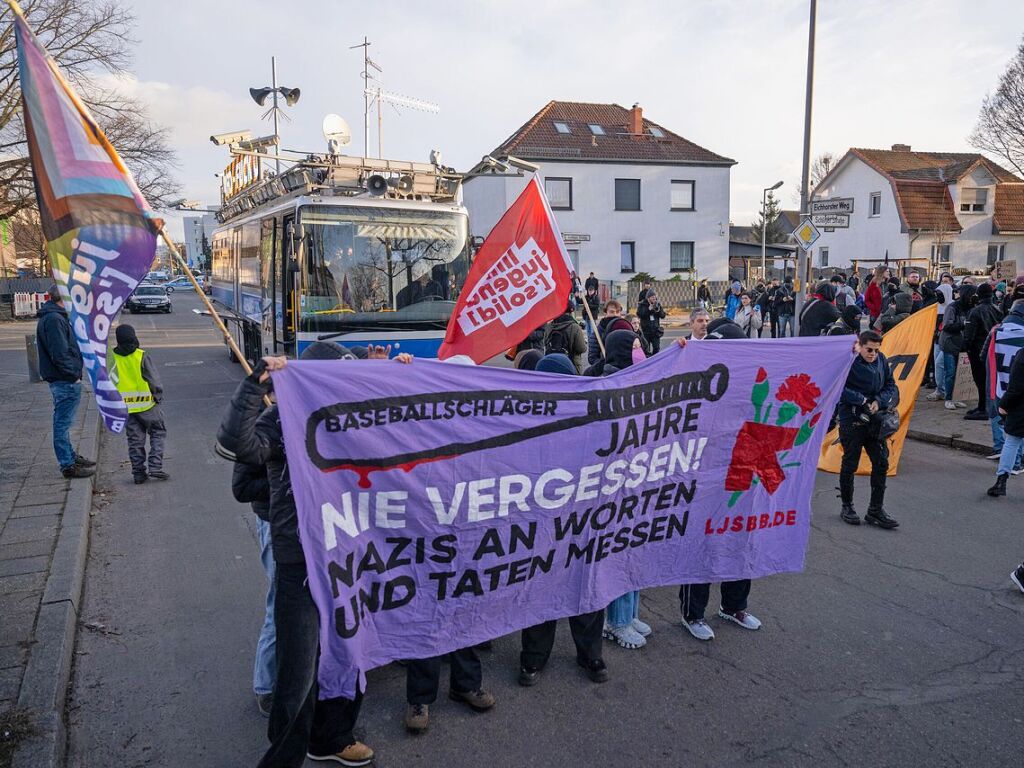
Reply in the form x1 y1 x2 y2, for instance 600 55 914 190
463 161 732 280
812 159 907 269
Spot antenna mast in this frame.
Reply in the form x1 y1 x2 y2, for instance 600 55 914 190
349 37 380 158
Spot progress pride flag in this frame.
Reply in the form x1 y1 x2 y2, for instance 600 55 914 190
272 338 855 698
439 176 574 362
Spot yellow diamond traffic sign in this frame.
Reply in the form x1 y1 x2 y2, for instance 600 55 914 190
792 219 821 250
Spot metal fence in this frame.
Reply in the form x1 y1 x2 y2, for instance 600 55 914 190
625 279 730 312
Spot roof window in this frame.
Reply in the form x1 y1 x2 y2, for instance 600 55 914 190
553 121 571 134
648 126 665 138
588 124 605 136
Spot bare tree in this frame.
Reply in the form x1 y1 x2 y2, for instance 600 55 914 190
794 151 838 201
970 37 1024 177
0 0 179 221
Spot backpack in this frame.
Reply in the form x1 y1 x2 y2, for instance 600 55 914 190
545 323 571 356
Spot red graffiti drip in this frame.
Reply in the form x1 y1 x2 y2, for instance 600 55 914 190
326 454 455 488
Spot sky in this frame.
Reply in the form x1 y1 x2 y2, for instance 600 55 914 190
110 0 1024 238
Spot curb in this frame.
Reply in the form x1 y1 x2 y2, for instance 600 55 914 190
906 428 990 457
12 398 100 768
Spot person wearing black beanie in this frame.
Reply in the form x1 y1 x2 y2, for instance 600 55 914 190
964 282 1003 417
111 323 167 483
798 281 841 337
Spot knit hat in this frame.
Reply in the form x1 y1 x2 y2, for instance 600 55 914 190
535 353 576 376
977 283 994 300
604 329 639 369
514 349 543 371
113 324 139 356
705 318 746 340
300 341 354 360
607 317 634 334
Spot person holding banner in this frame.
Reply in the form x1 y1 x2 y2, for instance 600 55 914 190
404 648 495 733
35 287 95 479
837 331 900 529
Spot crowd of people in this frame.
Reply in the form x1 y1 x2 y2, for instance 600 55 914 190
32 268 1024 767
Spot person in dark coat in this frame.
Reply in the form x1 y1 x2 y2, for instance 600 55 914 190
939 284 976 409
637 289 667 353
963 283 1004 418
584 272 599 293
35 285 94 478
987 350 1024 497
518 351 609 686
588 302 632 366
827 305 863 336
879 292 913 333
798 281 841 337
773 280 796 337
216 341 379 768
837 330 899 529
543 302 588 373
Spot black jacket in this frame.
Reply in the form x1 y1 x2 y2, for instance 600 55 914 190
839 352 898 425
963 301 1003 358
799 297 841 337
217 376 302 563
35 300 83 383
773 286 795 317
637 298 666 336
584 276 599 292
1000 351 1024 438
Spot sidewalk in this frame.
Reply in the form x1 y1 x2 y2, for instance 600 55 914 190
0 373 98 768
906 387 993 455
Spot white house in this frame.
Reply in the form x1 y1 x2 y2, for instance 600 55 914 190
811 145 1024 274
463 101 735 280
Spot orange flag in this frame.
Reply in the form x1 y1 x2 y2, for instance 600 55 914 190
818 304 937 476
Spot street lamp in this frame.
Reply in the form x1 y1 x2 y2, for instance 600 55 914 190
761 181 784 282
250 56 300 173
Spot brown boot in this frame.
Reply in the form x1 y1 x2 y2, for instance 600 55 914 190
448 687 496 711
308 740 375 765
404 703 429 733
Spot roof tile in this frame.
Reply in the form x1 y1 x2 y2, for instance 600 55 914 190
994 184 1024 234
893 181 961 232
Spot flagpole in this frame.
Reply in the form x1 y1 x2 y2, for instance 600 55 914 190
575 278 606 359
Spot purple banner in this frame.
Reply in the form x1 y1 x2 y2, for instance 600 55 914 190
273 339 855 698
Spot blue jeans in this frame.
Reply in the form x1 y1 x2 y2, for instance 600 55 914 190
942 352 957 402
777 315 794 338
933 344 945 395
253 517 277 696
607 590 640 628
49 381 81 470
998 433 1024 476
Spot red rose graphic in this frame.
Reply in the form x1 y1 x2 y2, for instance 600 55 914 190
775 373 821 415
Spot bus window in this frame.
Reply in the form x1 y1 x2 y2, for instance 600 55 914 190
240 221 261 287
282 215 296 342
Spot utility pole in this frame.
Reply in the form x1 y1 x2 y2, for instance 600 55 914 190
794 0 817 331
349 37 372 157
270 56 280 174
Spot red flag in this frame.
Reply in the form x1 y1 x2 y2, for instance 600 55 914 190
439 177 575 362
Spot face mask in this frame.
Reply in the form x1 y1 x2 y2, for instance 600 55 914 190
632 346 647 365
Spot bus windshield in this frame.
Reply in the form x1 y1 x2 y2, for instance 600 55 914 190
300 204 469 324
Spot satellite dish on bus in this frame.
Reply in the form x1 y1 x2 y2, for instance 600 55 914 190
323 114 351 154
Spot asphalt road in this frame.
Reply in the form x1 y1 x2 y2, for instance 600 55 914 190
64 294 1024 767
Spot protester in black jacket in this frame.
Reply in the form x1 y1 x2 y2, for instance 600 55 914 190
963 283 1004 418
637 289 667 353
837 330 899 529
35 288 94 478
217 342 379 768
827 305 863 336
939 284 975 409
988 350 1024 497
798 282 841 337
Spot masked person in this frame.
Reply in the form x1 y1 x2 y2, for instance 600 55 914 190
828 305 863 336
837 330 899 529
111 324 167 484
680 318 763 641
799 282 841 337
217 341 396 768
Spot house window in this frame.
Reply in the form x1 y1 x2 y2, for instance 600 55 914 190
961 187 988 213
819 247 829 267
566 248 580 274
615 179 641 211
869 192 881 217
588 124 605 135
988 242 1006 265
648 126 665 138
670 241 694 271
931 243 952 263
620 241 636 272
544 177 572 210
553 121 571 134
670 180 695 211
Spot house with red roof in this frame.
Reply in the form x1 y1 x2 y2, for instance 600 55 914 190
811 145 1024 274
463 101 735 280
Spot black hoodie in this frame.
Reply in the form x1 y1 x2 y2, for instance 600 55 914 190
35 300 83 383
940 284 976 354
798 282 841 337
111 324 163 401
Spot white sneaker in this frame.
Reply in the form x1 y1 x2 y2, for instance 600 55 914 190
954 401 969 409
607 624 646 649
1012 466 1024 476
944 401 957 410
718 609 762 630
682 618 715 641
986 452 1002 460
926 391 944 401
631 617 653 637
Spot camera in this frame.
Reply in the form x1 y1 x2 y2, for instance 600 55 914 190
855 402 873 424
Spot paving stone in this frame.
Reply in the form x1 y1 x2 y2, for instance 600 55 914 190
0 539 55 561
0 645 27 670
0 516 60 546
10 505 64 520
0 603 37 646
0 665 21 702
0 556 50 578
0 571 47 595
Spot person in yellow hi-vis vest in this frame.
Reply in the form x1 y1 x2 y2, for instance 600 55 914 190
112 325 167 484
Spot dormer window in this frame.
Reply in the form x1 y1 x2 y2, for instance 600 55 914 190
553 121 571 134
648 126 665 138
588 124 605 136
960 187 987 213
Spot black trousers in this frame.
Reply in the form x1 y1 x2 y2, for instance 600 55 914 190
968 351 987 411
679 581 750 622
406 647 482 704
258 563 361 768
520 609 604 669
838 421 889 509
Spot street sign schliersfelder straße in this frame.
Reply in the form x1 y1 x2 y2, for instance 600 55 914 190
811 213 849 228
